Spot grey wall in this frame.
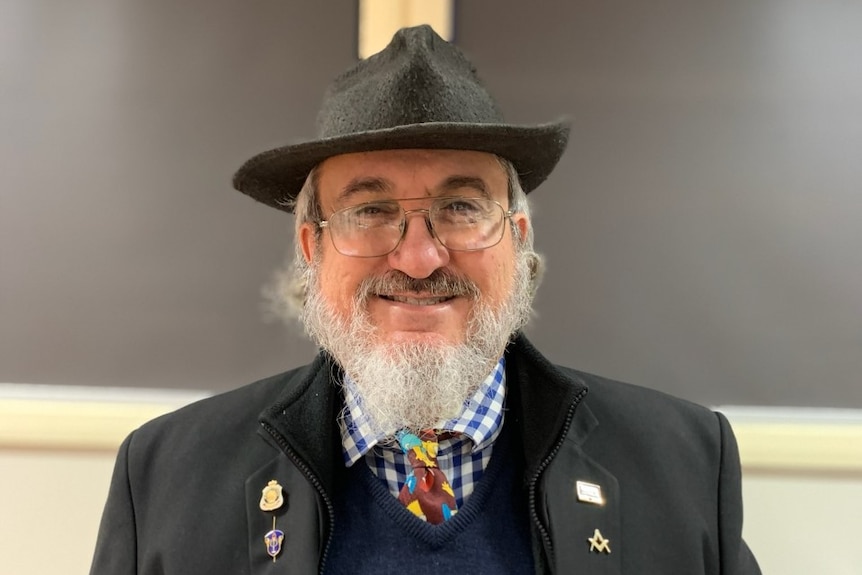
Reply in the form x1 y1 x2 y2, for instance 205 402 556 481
2 0 860 407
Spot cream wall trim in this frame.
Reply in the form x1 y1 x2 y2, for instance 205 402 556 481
719 406 862 473
0 383 208 451
359 0 453 58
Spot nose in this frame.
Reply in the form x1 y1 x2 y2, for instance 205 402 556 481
387 211 450 279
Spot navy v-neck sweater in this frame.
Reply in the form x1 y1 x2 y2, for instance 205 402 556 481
324 424 534 574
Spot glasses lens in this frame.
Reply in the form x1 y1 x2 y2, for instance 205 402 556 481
431 197 505 251
329 201 403 257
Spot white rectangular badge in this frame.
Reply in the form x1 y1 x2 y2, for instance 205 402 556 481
576 480 604 505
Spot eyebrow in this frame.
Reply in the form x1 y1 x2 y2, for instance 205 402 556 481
335 174 492 204
439 176 491 199
336 177 392 203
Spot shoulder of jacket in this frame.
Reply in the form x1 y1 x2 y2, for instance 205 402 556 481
127 360 321 448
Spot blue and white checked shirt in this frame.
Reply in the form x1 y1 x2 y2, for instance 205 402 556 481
339 358 506 507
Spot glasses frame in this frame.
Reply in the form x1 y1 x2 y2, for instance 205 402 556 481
317 196 516 258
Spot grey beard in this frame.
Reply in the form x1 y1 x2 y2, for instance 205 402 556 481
301 253 534 437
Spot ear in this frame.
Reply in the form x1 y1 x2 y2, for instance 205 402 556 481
299 223 318 264
512 212 529 245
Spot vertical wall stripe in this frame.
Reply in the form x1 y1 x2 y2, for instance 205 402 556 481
358 0 454 58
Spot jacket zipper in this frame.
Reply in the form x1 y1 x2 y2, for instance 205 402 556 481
527 388 588 574
261 421 336 574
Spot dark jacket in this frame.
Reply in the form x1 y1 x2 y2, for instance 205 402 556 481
90 335 760 574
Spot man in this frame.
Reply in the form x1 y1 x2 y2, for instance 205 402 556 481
91 25 760 574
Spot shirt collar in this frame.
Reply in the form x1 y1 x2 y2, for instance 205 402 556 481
339 357 507 466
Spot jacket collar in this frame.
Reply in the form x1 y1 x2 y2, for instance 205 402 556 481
257 353 344 497
507 335 621 575
505 333 591 478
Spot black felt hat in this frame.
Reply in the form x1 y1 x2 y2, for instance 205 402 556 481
232 25 570 213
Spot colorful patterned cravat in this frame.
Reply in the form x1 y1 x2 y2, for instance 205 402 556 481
396 430 458 524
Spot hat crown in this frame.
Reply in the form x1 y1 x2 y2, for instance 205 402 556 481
316 25 504 138
232 25 570 212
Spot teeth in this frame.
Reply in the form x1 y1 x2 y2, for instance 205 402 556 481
385 295 451 305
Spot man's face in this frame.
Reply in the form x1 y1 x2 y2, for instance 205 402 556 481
299 149 528 350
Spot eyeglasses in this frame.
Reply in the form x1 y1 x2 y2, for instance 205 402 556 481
318 196 515 258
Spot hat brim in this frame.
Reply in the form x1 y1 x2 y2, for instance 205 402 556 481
232 119 570 213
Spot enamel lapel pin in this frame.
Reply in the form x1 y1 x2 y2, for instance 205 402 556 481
259 479 285 561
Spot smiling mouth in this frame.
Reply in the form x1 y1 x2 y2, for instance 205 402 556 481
378 294 455 306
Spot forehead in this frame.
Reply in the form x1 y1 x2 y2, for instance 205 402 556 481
315 149 508 207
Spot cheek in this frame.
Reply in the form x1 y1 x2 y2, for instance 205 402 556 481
486 262 515 303
316 252 383 310
312 249 350 307
455 250 516 305
320 266 357 312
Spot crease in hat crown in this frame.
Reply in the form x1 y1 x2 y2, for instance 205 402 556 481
317 25 504 136
233 24 570 213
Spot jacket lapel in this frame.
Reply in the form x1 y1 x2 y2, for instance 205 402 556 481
248 354 343 572
244 454 324 573
542 408 622 574
508 334 621 574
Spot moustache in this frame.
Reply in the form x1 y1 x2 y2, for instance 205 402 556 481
356 270 480 302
